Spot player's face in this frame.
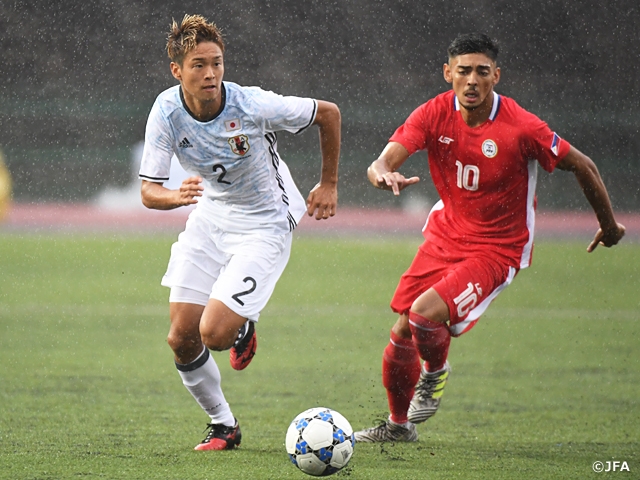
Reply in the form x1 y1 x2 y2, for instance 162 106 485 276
171 41 225 119
443 53 500 112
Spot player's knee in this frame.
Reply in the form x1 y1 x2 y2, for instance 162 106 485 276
200 324 236 351
166 329 201 358
391 314 412 338
410 289 450 324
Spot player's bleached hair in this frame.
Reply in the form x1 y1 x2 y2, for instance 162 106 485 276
447 33 499 62
166 14 225 65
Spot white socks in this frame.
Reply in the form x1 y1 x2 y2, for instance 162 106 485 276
175 348 235 426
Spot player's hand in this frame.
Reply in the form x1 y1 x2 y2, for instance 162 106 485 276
587 222 626 252
306 182 337 220
374 171 420 196
177 176 204 206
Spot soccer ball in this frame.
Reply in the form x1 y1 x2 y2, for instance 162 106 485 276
285 407 355 476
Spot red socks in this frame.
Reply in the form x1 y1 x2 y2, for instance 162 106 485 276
381 313 451 424
408 311 450 372
382 331 421 424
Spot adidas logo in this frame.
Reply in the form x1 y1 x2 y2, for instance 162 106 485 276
179 137 193 148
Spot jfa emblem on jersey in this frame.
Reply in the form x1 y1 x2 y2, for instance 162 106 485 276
228 134 250 155
481 139 498 158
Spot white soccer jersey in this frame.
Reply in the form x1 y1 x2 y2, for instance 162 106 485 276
139 82 317 234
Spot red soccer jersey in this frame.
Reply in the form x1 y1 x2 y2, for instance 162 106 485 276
390 90 571 269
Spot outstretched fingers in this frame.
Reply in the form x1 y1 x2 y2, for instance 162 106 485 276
378 172 420 196
587 230 603 253
587 223 626 253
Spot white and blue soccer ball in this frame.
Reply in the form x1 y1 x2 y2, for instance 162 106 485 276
285 407 355 477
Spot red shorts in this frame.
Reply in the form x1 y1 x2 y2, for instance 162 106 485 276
390 244 517 336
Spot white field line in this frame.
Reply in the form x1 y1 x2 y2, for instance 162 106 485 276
0 303 168 317
0 304 637 321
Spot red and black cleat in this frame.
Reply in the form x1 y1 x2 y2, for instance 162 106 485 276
229 322 257 371
194 420 242 451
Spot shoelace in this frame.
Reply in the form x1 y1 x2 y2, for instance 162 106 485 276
233 323 254 355
201 423 232 443
370 419 404 434
414 370 444 400
233 322 249 347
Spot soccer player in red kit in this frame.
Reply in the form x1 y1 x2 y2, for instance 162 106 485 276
354 33 626 443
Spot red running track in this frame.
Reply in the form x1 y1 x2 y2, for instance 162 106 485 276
0 203 638 240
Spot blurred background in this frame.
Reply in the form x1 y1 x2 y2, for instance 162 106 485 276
1 0 638 214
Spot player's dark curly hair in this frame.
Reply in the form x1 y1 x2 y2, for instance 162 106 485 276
447 33 499 62
166 14 225 65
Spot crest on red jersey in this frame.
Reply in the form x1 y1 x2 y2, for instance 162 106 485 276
482 139 498 158
228 134 250 155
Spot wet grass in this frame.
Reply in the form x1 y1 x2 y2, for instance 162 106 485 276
0 234 638 479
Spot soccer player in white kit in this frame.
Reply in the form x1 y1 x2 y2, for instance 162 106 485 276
138 14 341 451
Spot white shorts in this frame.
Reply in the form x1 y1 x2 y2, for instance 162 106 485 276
162 209 293 321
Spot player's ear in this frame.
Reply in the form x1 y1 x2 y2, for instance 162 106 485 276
170 62 182 81
443 63 453 84
493 66 501 86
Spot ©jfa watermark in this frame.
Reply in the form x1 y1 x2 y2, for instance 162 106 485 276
592 461 630 473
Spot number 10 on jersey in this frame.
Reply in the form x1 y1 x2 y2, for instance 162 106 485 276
455 160 479 192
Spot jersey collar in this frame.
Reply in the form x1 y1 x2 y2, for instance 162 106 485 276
453 91 501 121
179 82 227 123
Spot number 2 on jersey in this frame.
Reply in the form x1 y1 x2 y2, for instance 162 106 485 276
212 164 231 184
455 160 479 191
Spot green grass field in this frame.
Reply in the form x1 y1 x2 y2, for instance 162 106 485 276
0 233 638 479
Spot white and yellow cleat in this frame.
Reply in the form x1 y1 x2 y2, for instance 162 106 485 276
354 417 418 443
407 361 451 424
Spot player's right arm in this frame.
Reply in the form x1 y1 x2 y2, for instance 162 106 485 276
367 142 420 196
555 146 625 252
141 177 204 210
139 94 204 210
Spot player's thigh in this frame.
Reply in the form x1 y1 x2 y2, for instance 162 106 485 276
210 232 293 322
161 214 226 295
433 256 516 336
390 247 450 316
199 298 248 350
411 287 450 323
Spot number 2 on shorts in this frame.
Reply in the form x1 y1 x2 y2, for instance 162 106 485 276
232 277 257 306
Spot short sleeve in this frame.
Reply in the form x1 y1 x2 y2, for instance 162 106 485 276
139 100 174 183
522 113 571 173
389 101 432 155
247 88 317 135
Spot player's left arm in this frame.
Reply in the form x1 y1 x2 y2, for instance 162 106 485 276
306 100 341 220
555 145 626 252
